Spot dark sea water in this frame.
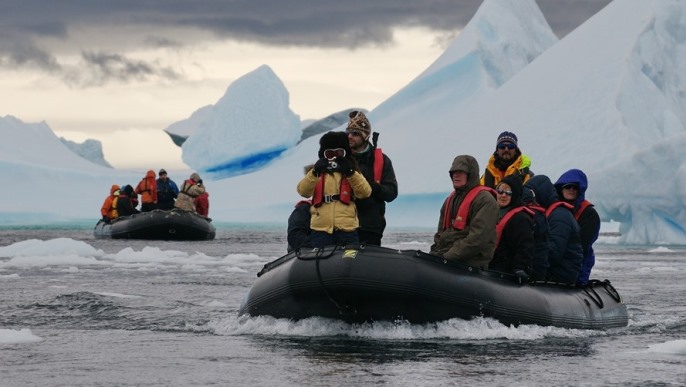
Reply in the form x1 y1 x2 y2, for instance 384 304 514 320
0 223 684 386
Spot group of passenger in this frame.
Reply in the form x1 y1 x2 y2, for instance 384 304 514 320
429 132 600 285
289 117 599 286
100 169 210 222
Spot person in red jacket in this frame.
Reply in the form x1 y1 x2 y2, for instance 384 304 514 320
194 180 209 217
100 184 120 222
135 170 158 212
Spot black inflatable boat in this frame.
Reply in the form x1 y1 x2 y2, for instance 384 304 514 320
239 245 629 329
93 209 216 240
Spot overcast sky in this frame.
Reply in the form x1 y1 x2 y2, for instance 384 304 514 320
1 0 612 169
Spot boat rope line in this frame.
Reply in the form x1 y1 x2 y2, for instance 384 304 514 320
591 279 623 303
304 245 358 318
582 286 604 308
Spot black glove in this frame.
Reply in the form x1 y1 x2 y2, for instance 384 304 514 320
101 216 109 222
514 269 529 284
335 157 354 176
313 158 328 176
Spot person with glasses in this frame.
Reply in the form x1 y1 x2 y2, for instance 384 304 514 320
480 131 534 188
554 169 600 285
524 175 583 284
345 110 398 246
489 175 535 282
297 131 371 248
430 155 499 268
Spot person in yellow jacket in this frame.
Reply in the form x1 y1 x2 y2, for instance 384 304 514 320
297 131 371 248
480 131 534 188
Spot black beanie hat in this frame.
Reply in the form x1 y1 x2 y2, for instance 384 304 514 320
496 131 518 148
318 131 352 159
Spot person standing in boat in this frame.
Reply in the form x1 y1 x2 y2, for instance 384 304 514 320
175 172 205 213
297 131 372 248
346 110 398 246
480 131 534 188
100 184 121 223
524 175 583 284
430 155 499 268
554 169 600 286
156 169 179 210
117 185 140 217
135 169 158 212
488 175 535 281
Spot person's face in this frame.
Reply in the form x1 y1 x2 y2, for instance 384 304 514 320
562 183 579 201
347 130 366 152
496 142 516 161
159 174 168 180
451 171 468 190
496 183 513 207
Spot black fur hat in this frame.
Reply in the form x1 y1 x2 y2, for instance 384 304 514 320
318 131 352 159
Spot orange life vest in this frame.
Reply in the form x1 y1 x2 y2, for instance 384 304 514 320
496 206 534 247
545 201 575 218
312 174 352 207
373 148 384 183
574 200 593 221
441 186 497 230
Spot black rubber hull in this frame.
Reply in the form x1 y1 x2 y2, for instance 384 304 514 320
239 245 629 329
93 210 216 241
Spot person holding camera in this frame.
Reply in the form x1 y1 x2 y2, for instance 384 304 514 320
297 131 372 248
175 172 205 213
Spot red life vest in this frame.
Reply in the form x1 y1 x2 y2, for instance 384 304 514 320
574 200 593 221
496 206 534 247
545 201 575 218
312 174 352 207
373 148 384 183
441 186 497 230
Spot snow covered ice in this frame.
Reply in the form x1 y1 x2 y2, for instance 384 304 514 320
180 65 302 178
2 0 686 245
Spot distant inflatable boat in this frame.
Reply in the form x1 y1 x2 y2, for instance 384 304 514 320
239 245 629 329
94 209 216 241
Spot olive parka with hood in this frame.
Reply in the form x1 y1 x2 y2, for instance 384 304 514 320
525 175 583 284
554 169 600 285
430 155 499 268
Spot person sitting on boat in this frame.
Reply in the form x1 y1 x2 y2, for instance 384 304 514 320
554 169 600 286
522 186 551 282
480 131 534 188
194 180 210 217
524 175 583 284
100 184 120 223
156 169 179 210
430 155 499 268
488 175 535 282
175 172 205 213
135 170 158 212
117 185 140 217
287 164 316 252
297 131 372 248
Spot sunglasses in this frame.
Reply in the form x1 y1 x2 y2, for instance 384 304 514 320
496 189 513 196
497 143 516 150
562 184 579 190
346 130 364 137
323 148 346 160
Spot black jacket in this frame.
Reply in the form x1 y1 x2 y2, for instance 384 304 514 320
287 201 313 252
525 175 583 284
351 144 398 236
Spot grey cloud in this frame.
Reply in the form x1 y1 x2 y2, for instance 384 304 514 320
0 0 612 85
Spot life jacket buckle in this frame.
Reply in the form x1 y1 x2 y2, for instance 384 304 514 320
323 194 340 203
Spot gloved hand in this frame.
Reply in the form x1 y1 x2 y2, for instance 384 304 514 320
101 216 109 222
513 269 529 284
335 157 354 176
313 158 329 176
